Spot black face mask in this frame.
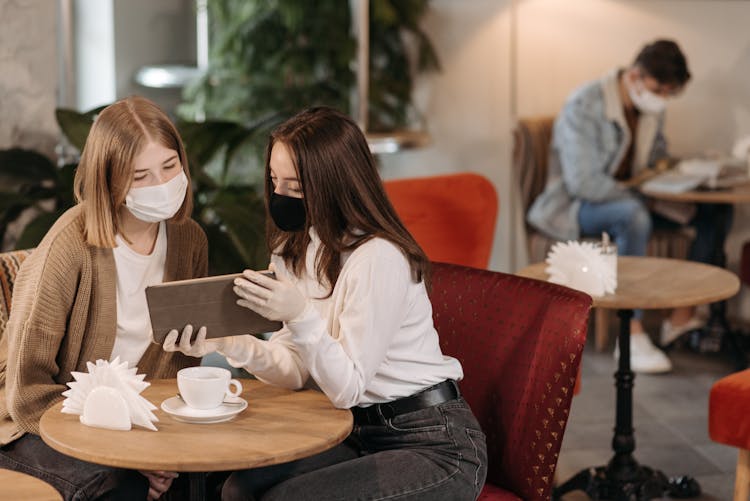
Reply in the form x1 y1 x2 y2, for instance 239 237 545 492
269 192 306 232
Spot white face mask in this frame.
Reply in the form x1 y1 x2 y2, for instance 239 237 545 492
125 171 188 223
627 78 667 115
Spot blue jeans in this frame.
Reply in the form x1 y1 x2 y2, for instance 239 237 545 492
0 433 148 500
221 397 487 500
578 197 734 320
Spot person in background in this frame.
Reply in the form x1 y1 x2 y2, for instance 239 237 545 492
0 96 208 500
163 106 488 500
528 39 729 374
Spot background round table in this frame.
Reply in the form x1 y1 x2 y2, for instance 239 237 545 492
518 256 739 310
0 468 62 501
642 180 750 204
40 379 352 472
517 256 739 499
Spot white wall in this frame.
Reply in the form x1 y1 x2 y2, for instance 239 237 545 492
380 0 750 318
511 0 750 317
378 0 523 272
0 0 58 156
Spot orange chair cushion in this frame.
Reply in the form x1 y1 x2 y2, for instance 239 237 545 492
384 173 498 269
709 368 750 449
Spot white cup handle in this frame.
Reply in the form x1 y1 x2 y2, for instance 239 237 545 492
226 379 243 398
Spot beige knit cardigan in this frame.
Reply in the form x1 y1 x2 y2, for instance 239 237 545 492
0 205 208 445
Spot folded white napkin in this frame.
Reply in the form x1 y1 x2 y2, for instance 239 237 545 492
545 241 617 297
61 357 158 431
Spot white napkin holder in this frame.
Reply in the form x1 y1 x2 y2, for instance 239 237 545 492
545 240 617 297
61 357 158 431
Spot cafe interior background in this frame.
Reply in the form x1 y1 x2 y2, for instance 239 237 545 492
3 0 750 498
6 0 750 282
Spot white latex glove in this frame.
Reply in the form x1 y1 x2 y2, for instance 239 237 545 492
233 265 307 322
162 324 261 366
162 324 225 358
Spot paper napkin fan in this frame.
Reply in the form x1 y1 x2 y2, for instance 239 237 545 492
61 357 158 431
545 240 617 297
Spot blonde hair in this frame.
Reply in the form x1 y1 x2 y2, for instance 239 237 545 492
73 96 193 247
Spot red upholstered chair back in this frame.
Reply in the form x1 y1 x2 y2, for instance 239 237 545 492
0 249 33 340
383 173 498 269
429 262 591 500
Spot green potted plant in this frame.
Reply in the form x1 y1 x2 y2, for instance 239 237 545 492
179 0 439 131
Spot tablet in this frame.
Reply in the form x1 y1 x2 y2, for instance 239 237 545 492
146 272 282 344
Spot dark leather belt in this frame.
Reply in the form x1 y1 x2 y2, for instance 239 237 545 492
351 380 460 425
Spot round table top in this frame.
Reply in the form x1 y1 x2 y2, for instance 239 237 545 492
517 256 740 310
40 379 352 472
642 180 750 203
0 468 62 501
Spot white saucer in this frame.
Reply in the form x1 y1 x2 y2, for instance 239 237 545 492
160 396 247 424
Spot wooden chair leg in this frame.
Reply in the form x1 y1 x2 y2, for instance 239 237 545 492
594 308 609 352
736 449 750 501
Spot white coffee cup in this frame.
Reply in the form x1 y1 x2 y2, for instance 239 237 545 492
177 367 243 410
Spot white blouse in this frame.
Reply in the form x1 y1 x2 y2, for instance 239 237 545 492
227 230 463 408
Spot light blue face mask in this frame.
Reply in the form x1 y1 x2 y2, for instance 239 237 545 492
125 171 188 223
627 78 667 115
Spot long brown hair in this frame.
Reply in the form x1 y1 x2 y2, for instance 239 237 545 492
266 107 429 295
73 96 193 247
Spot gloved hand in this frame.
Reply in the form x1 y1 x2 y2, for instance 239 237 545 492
161 324 261 366
162 324 224 358
233 264 308 322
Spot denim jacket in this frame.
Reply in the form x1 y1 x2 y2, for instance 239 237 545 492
527 69 667 241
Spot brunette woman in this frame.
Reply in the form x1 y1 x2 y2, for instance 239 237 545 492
165 107 487 500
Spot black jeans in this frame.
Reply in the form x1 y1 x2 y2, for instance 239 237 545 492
222 397 487 501
0 433 148 501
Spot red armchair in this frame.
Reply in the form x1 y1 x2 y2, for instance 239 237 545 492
384 173 498 269
430 262 591 500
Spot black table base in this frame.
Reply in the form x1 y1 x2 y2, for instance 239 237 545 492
553 310 702 501
553 464 700 500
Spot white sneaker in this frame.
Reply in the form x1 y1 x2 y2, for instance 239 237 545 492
659 316 704 348
614 332 673 374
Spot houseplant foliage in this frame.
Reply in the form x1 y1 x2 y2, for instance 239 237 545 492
179 0 439 131
0 148 76 250
0 108 269 274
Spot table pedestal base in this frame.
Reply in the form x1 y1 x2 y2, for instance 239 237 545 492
553 309 703 501
553 463 700 500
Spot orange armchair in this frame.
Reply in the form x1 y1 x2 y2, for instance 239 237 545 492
384 173 498 269
430 262 590 500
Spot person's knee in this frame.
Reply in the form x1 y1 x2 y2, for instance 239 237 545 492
76 468 148 501
625 201 652 237
221 471 255 501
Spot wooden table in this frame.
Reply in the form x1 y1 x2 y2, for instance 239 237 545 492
642 183 749 359
518 257 739 500
40 379 352 500
0 468 62 501
642 180 750 204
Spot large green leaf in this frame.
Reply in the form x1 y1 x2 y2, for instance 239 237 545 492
206 188 268 270
56 108 95 151
0 148 57 185
15 210 64 249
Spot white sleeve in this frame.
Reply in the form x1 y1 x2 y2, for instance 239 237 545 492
220 328 309 390
284 244 411 409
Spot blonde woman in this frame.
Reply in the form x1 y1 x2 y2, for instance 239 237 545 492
0 97 207 500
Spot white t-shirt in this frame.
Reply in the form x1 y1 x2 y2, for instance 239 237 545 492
227 230 463 408
110 222 167 367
